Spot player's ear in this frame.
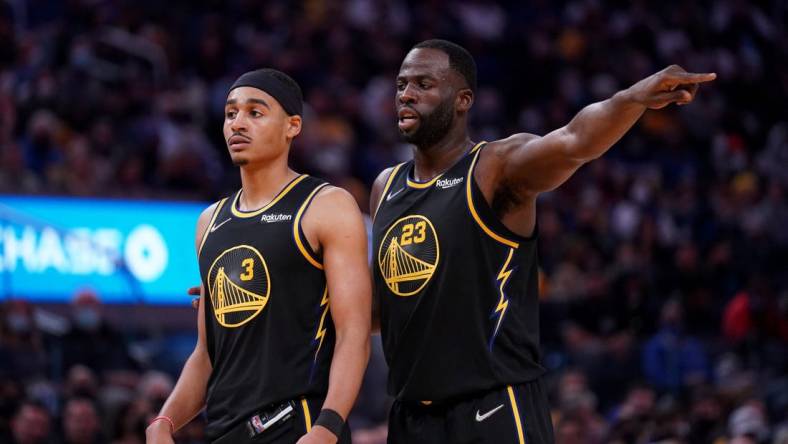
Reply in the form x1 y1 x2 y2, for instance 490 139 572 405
456 88 473 113
286 115 302 139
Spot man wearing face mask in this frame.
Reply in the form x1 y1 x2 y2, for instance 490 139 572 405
0 300 47 383
60 290 137 378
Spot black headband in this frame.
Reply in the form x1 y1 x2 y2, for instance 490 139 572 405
229 69 303 116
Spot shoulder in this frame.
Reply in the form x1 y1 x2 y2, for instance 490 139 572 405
483 133 541 158
198 200 222 223
370 164 405 219
371 165 399 194
194 199 225 250
310 185 361 216
476 133 541 178
303 185 366 241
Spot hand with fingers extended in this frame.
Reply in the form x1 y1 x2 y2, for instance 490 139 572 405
626 65 716 109
187 285 201 309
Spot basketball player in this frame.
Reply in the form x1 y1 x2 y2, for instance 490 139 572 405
146 69 371 444
370 40 715 443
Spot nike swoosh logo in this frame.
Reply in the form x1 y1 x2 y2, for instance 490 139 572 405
386 187 404 201
475 404 504 422
210 218 231 232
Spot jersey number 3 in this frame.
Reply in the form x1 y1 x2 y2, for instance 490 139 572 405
240 258 254 281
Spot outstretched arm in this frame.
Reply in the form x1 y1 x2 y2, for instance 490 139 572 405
491 65 716 195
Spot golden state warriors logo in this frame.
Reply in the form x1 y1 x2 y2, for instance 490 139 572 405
207 245 270 328
378 215 439 297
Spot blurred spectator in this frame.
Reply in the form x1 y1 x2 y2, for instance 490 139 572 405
642 298 710 393
0 300 48 383
723 279 788 345
137 371 173 414
554 415 585 444
728 401 770 444
63 365 99 401
109 398 151 444
60 290 137 378
7 400 51 444
607 383 655 425
62 397 103 444
554 370 607 443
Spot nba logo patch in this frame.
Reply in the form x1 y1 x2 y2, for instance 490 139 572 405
251 415 266 433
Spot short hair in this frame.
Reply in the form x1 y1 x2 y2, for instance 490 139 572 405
413 39 477 92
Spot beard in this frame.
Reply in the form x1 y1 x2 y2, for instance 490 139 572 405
400 98 454 148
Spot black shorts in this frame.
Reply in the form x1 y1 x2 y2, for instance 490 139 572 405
212 397 351 444
388 380 554 444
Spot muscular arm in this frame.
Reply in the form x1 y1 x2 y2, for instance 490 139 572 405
146 203 217 442
489 65 716 196
302 187 372 440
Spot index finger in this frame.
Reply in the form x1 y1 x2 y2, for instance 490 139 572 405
672 72 717 84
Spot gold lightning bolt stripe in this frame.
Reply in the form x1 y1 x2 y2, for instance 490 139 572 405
491 248 516 345
313 287 330 361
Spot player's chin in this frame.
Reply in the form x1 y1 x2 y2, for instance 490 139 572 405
398 126 420 143
230 153 249 166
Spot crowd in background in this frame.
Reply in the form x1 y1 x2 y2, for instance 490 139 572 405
1 0 787 443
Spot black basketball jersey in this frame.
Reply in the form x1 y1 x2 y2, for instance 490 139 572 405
372 142 545 402
197 175 334 440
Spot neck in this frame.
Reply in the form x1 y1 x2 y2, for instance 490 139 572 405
412 126 472 181
237 153 297 210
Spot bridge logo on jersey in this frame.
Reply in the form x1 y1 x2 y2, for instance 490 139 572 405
207 245 271 328
377 215 439 297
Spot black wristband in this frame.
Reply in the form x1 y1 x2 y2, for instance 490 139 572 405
314 409 344 438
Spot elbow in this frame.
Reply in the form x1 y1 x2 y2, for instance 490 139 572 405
558 131 597 164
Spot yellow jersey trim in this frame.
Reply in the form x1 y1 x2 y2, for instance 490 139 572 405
230 174 308 218
507 385 526 444
375 163 405 216
198 198 227 255
406 174 441 189
466 148 520 249
406 142 486 189
294 183 330 270
301 398 312 432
